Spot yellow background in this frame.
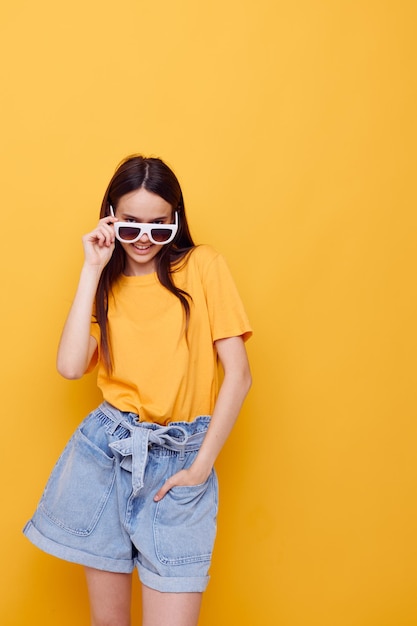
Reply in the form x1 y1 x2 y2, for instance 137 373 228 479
1 1 416 624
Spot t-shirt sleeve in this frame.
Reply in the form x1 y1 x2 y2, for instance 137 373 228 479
201 249 253 343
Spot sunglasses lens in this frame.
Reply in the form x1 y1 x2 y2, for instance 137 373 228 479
150 228 173 243
118 226 141 241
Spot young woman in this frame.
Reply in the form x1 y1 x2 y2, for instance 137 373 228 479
24 155 252 626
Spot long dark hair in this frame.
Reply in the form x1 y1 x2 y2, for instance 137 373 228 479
95 155 195 371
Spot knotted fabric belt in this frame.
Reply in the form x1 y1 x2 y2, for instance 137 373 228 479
99 403 207 496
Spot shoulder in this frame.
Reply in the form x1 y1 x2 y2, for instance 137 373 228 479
181 245 238 291
185 244 223 271
173 245 228 290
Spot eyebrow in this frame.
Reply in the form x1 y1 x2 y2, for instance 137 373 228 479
119 213 171 223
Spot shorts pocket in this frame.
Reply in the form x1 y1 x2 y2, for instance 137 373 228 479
40 427 116 536
153 471 218 565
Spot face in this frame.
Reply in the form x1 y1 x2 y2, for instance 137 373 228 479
114 188 174 276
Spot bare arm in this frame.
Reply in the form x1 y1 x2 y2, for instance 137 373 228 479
56 216 117 379
154 335 252 500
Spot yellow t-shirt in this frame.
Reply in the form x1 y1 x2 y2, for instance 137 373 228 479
89 245 252 425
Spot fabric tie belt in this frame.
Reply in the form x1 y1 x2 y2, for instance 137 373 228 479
100 403 207 496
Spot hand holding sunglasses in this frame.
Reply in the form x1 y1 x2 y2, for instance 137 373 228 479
109 205 178 245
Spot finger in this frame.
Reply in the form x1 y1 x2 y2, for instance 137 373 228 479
99 219 118 245
154 476 176 502
97 227 115 247
87 224 115 247
86 233 108 249
100 216 118 226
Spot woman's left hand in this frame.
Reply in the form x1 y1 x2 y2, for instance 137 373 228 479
153 466 211 501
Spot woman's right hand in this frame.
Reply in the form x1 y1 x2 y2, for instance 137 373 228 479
82 216 118 269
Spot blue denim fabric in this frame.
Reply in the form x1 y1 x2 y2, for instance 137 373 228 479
23 403 218 593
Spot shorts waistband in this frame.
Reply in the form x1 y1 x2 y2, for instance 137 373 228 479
98 402 209 495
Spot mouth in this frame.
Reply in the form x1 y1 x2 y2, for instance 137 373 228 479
133 243 153 252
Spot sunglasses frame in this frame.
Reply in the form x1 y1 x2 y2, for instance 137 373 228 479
109 205 178 245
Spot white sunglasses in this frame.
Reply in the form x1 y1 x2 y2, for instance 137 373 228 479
109 205 178 245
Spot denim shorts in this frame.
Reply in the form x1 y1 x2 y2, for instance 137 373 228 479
23 402 218 593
